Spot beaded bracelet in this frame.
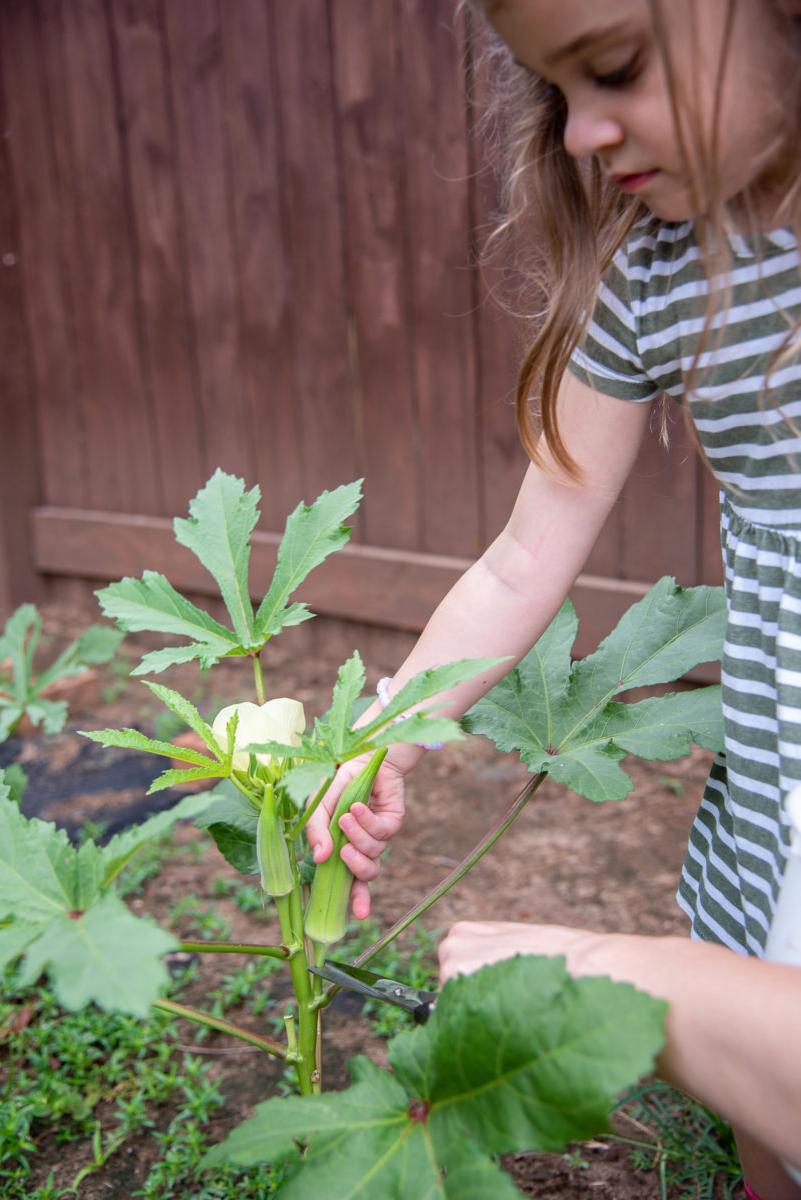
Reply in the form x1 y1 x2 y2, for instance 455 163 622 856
376 677 443 751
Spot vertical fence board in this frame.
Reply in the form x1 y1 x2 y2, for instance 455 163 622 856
110 0 204 515
468 15 528 545
399 1 480 557
219 0 305 529
0 34 41 612
41 0 160 513
272 0 357 504
331 1 419 550
164 0 250 480
1 0 88 509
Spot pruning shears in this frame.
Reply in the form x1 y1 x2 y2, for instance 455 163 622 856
309 960 438 1024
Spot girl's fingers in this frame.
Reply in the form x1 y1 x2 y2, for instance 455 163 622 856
349 800 404 842
338 811 385 858
350 878 371 920
341 841 381 882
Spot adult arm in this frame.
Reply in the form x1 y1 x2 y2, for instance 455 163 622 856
438 921 801 1170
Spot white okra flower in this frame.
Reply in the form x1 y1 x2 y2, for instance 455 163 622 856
211 698 305 772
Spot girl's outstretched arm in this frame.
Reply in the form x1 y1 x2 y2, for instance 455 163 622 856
306 375 654 912
439 921 801 1173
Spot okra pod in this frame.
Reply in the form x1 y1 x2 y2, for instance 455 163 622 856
257 783 294 897
304 748 387 946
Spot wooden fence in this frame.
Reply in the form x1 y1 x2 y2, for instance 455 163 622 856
0 0 721 662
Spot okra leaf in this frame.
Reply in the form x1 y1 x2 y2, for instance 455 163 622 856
279 762 334 809
35 624 124 692
23 698 69 735
147 766 226 795
207 956 665 1196
17 892 176 1017
101 792 219 885
96 570 240 675
358 658 505 740
316 651 366 758
80 726 218 767
255 482 363 639
0 604 40 702
142 681 222 759
245 736 331 765
571 577 725 709
173 469 258 648
0 766 26 806
465 579 725 803
368 714 464 748
0 794 207 1012
193 781 259 875
0 702 25 742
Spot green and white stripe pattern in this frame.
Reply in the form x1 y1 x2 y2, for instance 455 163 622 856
569 216 801 956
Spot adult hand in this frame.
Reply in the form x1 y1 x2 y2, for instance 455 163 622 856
438 920 604 984
305 758 406 919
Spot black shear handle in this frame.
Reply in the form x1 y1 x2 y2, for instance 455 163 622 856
413 999 435 1024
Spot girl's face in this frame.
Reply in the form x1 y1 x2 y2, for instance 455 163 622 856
487 0 791 224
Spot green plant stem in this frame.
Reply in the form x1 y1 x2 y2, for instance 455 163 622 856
274 888 317 1095
152 998 287 1059
178 940 289 959
314 772 546 1010
288 774 334 841
252 653 266 704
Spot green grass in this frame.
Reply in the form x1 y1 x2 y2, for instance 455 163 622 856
614 1080 742 1199
0 968 287 1199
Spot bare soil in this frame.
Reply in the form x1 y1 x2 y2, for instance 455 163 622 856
3 608 742 1199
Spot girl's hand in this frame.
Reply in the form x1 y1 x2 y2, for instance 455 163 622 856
438 920 604 984
305 759 406 920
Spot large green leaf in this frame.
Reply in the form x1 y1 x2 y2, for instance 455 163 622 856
0 795 204 1013
255 482 363 639
206 956 665 1195
96 570 240 675
173 469 258 647
17 892 176 1017
80 725 220 767
465 580 725 802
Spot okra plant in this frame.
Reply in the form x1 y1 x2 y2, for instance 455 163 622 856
0 470 728 1196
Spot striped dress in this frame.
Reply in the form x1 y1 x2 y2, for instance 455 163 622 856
568 215 801 957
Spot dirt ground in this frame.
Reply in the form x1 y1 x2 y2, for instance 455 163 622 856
2 608 740 1199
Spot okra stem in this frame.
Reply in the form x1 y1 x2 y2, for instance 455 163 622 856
178 941 289 959
152 998 287 1059
251 653 266 704
274 886 317 1095
314 771 547 1009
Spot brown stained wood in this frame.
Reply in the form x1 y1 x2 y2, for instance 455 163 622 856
330 1 419 550
0 0 88 510
39 0 160 514
29 506 718 681
399 0 480 557
0 34 41 612
219 0 304 527
163 0 250 479
271 0 357 502
467 14 528 544
109 0 204 514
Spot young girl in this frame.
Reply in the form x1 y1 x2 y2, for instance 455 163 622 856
308 1 801 1192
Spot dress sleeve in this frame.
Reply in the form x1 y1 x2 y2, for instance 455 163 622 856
567 240 661 403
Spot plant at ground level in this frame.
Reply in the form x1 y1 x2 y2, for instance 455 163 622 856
0 470 727 1196
0 605 123 741
614 1080 742 1200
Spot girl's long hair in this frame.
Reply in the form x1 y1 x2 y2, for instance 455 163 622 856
469 0 801 477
